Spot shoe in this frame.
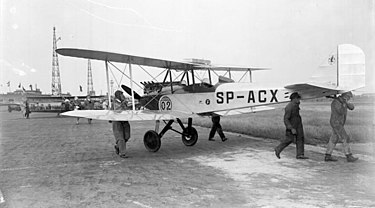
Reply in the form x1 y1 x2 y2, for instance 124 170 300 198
119 154 128 158
208 138 215 141
324 154 337 162
274 148 280 159
221 138 228 142
296 155 309 159
346 154 358 162
114 146 119 155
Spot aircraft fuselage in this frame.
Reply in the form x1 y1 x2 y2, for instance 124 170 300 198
158 83 292 114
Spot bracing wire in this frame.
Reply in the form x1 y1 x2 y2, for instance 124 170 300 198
108 62 144 90
65 0 183 32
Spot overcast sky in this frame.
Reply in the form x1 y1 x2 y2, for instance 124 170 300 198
0 0 374 95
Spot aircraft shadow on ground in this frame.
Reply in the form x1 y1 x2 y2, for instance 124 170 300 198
127 131 270 160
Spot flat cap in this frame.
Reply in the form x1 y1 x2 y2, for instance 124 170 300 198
341 91 353 98
290 92 301 100
114 90 123 99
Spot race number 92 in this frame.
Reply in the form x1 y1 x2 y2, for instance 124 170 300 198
159 96 172 111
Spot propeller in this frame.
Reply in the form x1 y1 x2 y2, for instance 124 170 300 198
121 84 160 110
121 85 142 100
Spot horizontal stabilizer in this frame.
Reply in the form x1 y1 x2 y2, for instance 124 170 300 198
284 83 340 99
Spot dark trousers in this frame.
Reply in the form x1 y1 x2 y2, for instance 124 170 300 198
25 109 30 119
113 121 130 155
275 129 305 156
209 116 225 139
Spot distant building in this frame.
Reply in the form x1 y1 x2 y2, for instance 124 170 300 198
360 93 375 98
0 88 71 105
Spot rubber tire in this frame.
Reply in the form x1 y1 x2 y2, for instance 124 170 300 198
182 127 198 146
143 130 161 152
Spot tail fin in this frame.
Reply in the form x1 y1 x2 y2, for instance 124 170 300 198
310 44 365 91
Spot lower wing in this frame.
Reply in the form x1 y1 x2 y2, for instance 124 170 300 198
214 106 275 116
61 110 198 121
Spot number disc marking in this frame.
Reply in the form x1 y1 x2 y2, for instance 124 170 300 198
159 96 172 111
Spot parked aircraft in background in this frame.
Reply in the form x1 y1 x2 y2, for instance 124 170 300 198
0 95 106 116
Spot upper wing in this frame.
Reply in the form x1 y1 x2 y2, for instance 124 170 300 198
56 48 268 72
195 64 270 72
61 109 199 121
56 48 196 70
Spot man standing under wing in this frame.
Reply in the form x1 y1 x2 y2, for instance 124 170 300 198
84 95 94 124
112 90 131 158
324 91 358 162
275 92 308 159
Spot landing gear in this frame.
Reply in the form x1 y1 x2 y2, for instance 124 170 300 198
182 127 198 146
143 118 199 152
143 130 161 152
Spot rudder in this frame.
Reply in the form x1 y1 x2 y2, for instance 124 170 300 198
310 44 365 91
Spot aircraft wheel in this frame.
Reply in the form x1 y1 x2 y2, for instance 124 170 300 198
143 130 161 152
182 127 198 146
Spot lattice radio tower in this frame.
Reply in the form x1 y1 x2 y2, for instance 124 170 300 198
87 59 95 96
51 27 62 96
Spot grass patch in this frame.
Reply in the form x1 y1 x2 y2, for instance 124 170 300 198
193 100 374 145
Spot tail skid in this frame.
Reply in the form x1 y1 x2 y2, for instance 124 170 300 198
309 44 365 92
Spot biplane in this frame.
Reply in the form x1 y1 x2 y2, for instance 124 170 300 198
56 44 365 152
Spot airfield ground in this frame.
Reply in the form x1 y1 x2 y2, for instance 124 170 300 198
0 111 374 207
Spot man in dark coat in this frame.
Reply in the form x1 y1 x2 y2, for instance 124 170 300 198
73 96 81 125
324 91 358 162
275 92 308 159
24 100 30 119
84 95 94 124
